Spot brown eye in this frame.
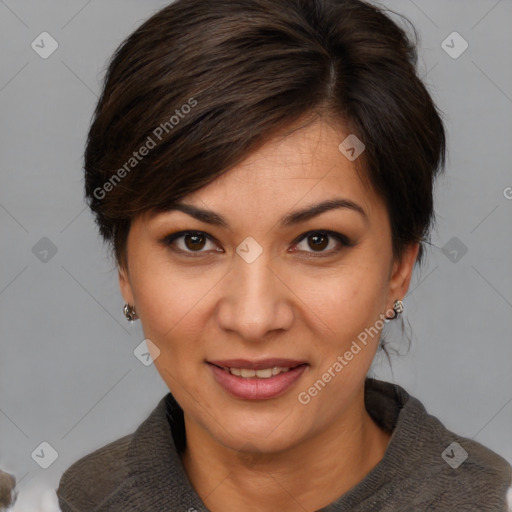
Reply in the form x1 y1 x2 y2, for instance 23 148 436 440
184 233 206 251
162 230 223 255
292 230 352 256
307 233 329 251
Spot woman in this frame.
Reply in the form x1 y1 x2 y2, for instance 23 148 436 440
56 0 512 510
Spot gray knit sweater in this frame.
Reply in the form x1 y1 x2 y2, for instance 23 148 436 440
57 378 512 511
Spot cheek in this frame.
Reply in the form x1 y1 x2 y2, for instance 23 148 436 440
280 257 389 344
130 253 217 332
127 267 215 380
131 265 213 395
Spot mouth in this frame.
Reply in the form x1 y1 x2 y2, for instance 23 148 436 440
207 359 309 400
209 358 307 376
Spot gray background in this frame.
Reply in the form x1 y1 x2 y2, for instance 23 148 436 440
1 0 511 499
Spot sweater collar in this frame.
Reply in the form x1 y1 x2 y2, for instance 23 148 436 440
98 377 414 511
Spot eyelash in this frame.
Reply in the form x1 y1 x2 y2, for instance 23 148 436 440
160 230 353 258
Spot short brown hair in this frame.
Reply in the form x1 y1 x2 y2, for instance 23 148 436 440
84 0 446 268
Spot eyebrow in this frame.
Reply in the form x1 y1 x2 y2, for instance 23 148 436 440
162 198 368 228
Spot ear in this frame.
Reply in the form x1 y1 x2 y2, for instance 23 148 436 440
386 242 420 311
118 264 135 306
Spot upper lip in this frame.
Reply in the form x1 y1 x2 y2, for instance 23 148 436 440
208 359 308 370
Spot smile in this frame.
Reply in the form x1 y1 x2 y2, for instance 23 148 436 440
223 366 292 378
207 359 309 400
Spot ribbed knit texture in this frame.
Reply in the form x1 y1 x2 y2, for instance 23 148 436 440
57 378 512 511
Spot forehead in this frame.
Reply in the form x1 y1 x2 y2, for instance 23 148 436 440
184 118 381 222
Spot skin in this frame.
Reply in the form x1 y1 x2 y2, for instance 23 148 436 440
119 117 419 511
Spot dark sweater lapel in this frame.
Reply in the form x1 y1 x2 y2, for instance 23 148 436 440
58 378 512 511
93 394 208 512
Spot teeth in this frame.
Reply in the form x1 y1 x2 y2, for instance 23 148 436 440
227 367 291 378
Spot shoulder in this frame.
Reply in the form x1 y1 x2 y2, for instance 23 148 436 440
362 378 512 510
57 433 133 511
56 393 182 512
389 381 512 510
411 435 512 511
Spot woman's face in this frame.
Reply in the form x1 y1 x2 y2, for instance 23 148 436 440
119 119 417 454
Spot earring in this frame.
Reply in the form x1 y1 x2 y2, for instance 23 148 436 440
386 299 404 320
123 303 138 322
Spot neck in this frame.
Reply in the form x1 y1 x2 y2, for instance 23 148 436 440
180 386 391 512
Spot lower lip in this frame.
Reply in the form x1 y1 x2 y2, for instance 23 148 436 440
208 363 308 400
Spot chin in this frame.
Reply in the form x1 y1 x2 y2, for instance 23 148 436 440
207 408 309 454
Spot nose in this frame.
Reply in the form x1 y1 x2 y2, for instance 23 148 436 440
216 253 294 342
